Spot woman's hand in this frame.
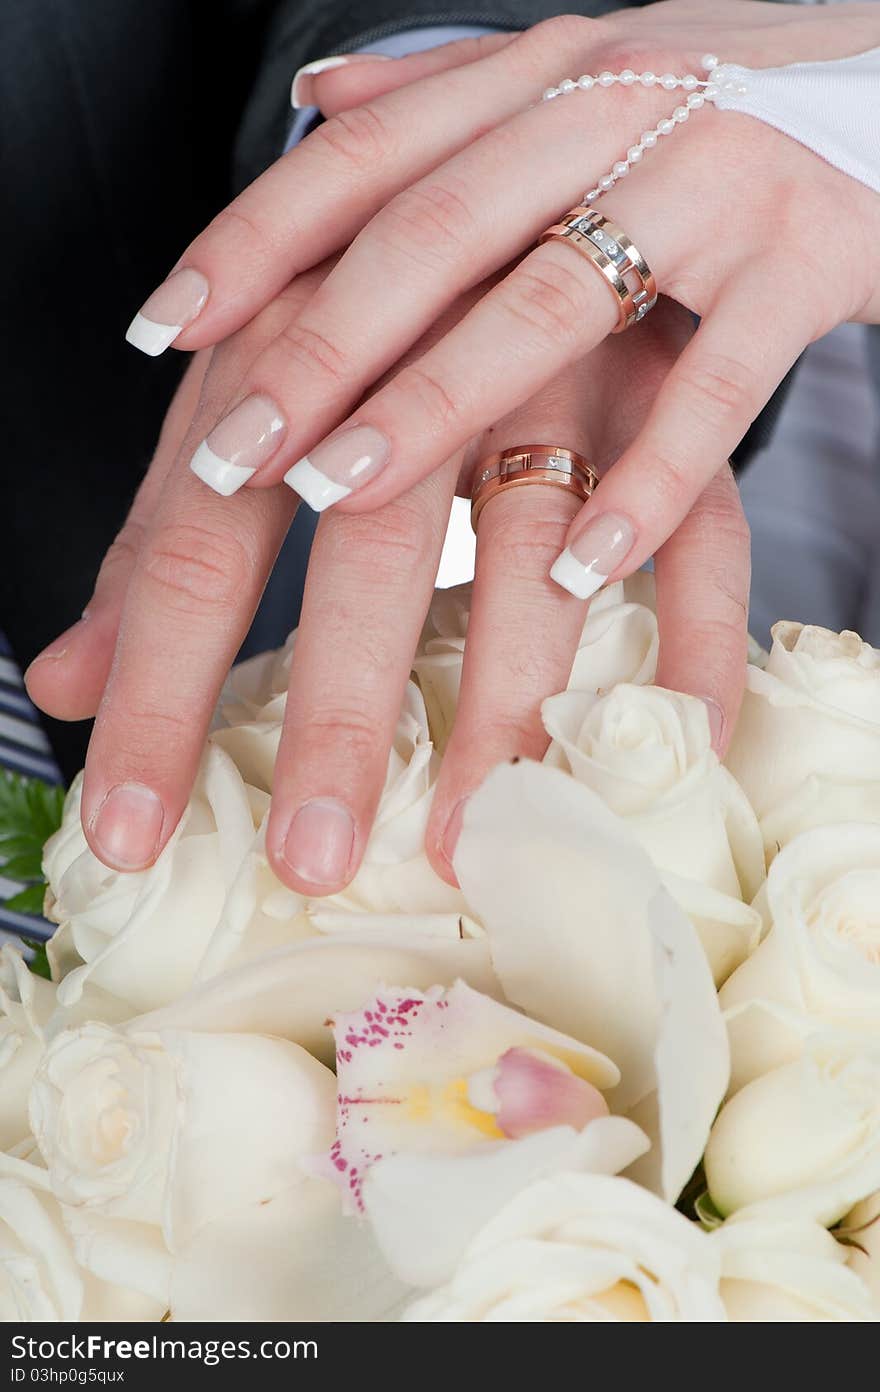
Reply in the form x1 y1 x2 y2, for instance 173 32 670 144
124 1 879 607
26 290 750 889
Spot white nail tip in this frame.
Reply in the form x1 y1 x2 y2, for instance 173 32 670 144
290 56 352 107
283 457 352 511
549 549 608 601
190 442 256 496
125 313 182 357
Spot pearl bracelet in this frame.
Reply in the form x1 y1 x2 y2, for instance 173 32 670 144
542 54 748 203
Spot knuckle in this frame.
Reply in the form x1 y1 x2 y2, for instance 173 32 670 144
678 352 758 422
334 498 440 573
530 13 602 57
394 362 462 433
296 706 383 766
276 319 351 388
313 103 396 169
141 522 254 614
205 204 277 271
501 256 590 350
376 179 475 270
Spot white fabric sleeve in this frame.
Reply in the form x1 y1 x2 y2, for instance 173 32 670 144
712 46 880 195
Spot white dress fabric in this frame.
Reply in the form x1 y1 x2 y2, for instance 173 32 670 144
713 44 880 194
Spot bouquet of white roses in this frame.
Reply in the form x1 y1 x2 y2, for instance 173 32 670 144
4 577 880 1323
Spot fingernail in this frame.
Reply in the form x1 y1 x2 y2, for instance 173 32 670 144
284 425 390 512
701 697 725 751
441 797 469 871
550 513 636 601
291 54 391 108
281 798 355 886
89 783 164 871
190 395 287 495
125 268 209 357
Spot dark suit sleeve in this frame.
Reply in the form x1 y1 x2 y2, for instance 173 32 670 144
232 1 642 190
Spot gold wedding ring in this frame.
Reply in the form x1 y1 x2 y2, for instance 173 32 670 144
540 206 657 331
470 445 597 531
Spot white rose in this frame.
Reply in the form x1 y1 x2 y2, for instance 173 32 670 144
413 579 658 755
0 946 129 1150
543 684 764 983
0 1154 162 1322
721 825 880 1091
45 746 267 1012
843 1191 880 1312
455 760 729 1202
705 1035 880 1224
29 1018 337 1303
726 622 880 858
403 1173 726 1321
713 1214 874 1321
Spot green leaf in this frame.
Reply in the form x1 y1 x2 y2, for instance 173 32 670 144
19 936 51 980
4 884 47 915
0 773 66 945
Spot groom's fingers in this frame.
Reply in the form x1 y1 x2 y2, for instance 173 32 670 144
265 461 458 895
24 352 213 720
653 465 751 756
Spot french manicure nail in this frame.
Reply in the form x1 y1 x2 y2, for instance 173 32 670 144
281 798 356 886
89 782 164 871
701 697 725 751
291 54 391 108
190 395 287 496
283 425 390 512
550 512 636 601
125 268 209 357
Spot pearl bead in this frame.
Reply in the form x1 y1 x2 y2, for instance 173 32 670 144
613 161 629 178
640 71 657 86
559 78 576 93
585 189 600 201
660 73 678 90
619 69 636 85
702 53 719 70
686 92 704 109
599 173 615 190
735 82 749 95
682 74 698 91
673 105 689 122
543 87 559 100
577 74 595 89
657 118 675 135
641 129 658 148
627 144 643 162
598 71 616 86
704 83 719 100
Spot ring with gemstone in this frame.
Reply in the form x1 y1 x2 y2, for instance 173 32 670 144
539 206 657 331
470 445 598 531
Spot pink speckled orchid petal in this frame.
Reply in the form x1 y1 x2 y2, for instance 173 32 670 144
326 980 619 1213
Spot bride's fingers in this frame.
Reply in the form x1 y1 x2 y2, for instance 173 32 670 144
25 352 212 720
185 84 651 500
127 17 597 357
307 33 518 115
550 263 813 602
265 463 458 895
653 465 750 757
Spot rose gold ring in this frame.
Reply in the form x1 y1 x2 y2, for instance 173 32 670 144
470 445 597 532
540 206 657 332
